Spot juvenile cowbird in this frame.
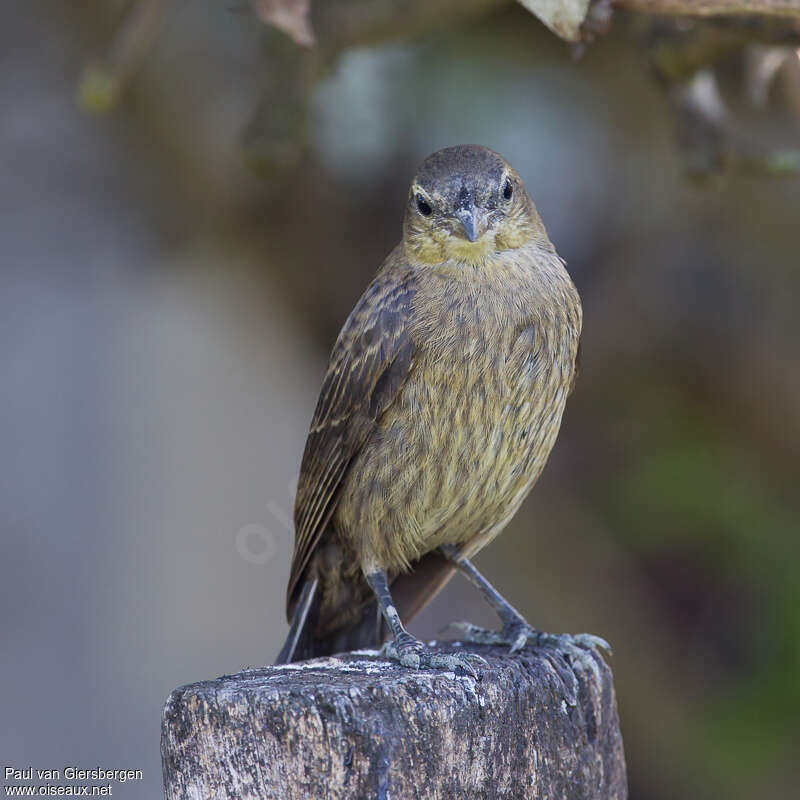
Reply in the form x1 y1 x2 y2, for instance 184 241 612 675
277 145 607 674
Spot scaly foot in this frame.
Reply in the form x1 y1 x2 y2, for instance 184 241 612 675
449 620 610 657
380 632 487 678
448 620 611 700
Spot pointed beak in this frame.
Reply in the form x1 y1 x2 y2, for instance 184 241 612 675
454 206 480 242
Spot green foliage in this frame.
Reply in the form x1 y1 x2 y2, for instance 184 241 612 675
608 407 800 790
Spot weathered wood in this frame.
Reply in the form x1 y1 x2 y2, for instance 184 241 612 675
161 642 627 799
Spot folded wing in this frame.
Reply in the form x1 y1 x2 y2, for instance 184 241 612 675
287 266 417 617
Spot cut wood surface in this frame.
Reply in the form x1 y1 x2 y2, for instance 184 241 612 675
161 642 627 799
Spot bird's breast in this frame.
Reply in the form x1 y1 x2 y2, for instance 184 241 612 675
336 251 581 571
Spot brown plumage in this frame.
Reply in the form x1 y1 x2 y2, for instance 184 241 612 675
277 145 605 673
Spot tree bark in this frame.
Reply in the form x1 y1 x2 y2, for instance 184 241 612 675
161 642 627 799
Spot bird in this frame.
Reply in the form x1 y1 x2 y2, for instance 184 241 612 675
276 144 608 675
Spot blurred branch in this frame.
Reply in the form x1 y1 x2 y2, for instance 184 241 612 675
309 0 507 50
520 0 800 42
644 15 800 177
77 0 168 113
516 0 800 42
618 0 800 16
76 0 800 178
648 17 800 82
243 0 506 172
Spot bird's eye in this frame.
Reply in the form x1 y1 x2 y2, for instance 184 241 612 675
502 178 513 201
416 195 432 216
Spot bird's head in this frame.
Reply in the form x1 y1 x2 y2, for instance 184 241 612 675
402 145 546 268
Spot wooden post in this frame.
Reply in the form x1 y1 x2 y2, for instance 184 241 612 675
161 642 627 799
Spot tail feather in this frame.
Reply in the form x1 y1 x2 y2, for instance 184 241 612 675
275 551 458 664
274 577 318 664
274 579 383 664
391 551 456 623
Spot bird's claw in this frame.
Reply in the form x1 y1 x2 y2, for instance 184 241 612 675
447 621 610 705
380 636 486 678
448 620 611 659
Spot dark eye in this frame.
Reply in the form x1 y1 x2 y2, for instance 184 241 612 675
416 194 432 216
502 178 513 201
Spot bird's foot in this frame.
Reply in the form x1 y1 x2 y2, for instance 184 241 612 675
451 618 608 675
448 620 610 705
380 632 487 678
449 620 610 657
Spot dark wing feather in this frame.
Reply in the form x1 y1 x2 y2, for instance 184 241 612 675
287 266 417 616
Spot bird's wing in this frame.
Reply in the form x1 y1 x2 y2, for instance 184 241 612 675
287 264 417 617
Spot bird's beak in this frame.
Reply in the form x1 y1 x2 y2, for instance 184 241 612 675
454 206 480 242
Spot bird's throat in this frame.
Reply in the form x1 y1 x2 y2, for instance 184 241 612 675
444 235 497 266
408 232 499 269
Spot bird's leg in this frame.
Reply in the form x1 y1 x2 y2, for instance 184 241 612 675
439 544 610 667
364 568 486 678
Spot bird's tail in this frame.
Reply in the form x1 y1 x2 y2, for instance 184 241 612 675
275 551 457 664
274 578 383 664
274 577 318 664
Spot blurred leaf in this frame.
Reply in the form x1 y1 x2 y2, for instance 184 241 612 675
762 148 800 174
516 0 591 41
253 0 315 47
77 64 121 113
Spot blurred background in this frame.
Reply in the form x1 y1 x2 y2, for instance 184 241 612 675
1 1 799 798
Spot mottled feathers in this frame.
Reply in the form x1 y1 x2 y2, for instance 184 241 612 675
288 260 416 616
280 145 582 662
